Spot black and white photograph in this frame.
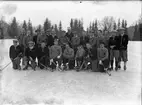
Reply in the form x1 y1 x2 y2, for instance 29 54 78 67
0 0 141 105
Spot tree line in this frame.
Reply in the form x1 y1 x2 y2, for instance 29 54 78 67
0 16 141 41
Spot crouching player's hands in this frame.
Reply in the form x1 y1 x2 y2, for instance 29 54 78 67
99 60 103 65
50 59 53 62
57 56 60 59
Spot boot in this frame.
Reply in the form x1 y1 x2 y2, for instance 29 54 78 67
110 60 114 71
18 65 21 70
115 61 118 71
124 62 127 71
23 66 28 70
118 62 121 69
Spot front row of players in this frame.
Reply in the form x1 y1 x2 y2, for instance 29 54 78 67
9 39 109 72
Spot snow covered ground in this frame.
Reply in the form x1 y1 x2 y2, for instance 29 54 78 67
0 39 141 105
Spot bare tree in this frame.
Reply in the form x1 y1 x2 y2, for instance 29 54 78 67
100 16 115 32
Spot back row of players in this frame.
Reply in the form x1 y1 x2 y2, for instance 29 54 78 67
9 27 128 72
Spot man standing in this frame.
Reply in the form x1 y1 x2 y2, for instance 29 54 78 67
37 30 47 47
23 30 33 49
108 30 120 71
47 29 55 47
118 28 128 70
89 32 98 47
33 29 40 48
71 32 80 54
66 27 74 42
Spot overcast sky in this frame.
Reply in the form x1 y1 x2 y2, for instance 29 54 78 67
0 1 141 31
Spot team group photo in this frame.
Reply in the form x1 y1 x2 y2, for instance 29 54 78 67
9 26 128 75
0 1 141 105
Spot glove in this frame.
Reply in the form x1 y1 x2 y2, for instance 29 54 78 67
57 56 60 59
99 60 103 65
110 46 115 49
50 59 53 62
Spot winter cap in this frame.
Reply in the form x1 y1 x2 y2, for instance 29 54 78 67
117 27 125 31
13 39 18 43
111 30 117 33
28 41 34 44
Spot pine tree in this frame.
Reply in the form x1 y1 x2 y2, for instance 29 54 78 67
94 19 98 34
104 24 107 32
52 24 58 37
92 21 95 32
70 19 74 31
113 22 117 30
87 27 89 34
8 17 19 38
74 19 78 32
124 20 127 28
117 18 121 29
22 20 27 33
28 19 33 35
121 19 125 28
59 21 62 32
44 18 51 34
38 25 42 32
89 22 92 32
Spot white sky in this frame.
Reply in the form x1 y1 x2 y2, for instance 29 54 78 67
0 1 141 31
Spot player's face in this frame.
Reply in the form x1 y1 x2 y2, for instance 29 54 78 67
120 30 125 35
13 42 17 46
112 32 116 37
29 43 34 48
27 31 31 35
66 44 69 48
100 44 104 48
54 41 58 45
86 44 91 49
41 43 46 47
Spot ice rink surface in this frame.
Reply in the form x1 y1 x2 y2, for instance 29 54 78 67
0 39 141 105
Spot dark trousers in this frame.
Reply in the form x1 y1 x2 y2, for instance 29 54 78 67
76 57 83 68
110 50 120 68
38 56 50 69
12 57 21 69
119 50 128 62
92 60 98 72
98 59 109 72
50 57 62 69
63 57 75 70
23 56 36 68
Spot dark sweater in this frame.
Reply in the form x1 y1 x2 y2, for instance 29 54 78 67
25 47 37 60
108 37 116 50
37 46 49 58
119 34 128 50
9 45 23 59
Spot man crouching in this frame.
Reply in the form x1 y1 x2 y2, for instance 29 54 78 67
97 42 109 72
23 41 37 70
9 39 23 70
